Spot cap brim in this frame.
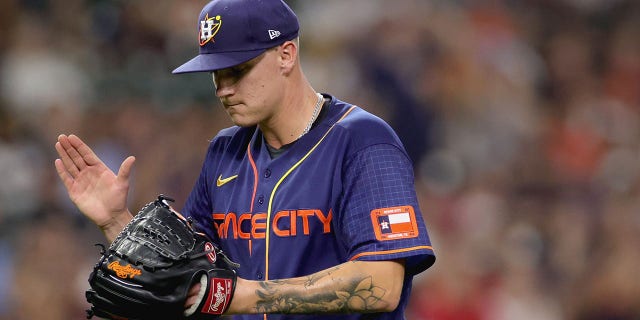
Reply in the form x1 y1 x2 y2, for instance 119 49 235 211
172 49 266 74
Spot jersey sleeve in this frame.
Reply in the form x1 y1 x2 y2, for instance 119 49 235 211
336 143 435 275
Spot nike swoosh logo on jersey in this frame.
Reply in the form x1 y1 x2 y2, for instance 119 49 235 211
216 174 238 187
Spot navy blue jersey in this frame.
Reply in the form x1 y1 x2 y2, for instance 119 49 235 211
183 94 435 319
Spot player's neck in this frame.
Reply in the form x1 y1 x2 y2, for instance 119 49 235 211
260 80 319 149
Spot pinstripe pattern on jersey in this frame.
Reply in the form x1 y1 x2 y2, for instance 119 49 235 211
264 106 357 281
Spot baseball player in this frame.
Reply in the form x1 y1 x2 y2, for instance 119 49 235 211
54 0 435 319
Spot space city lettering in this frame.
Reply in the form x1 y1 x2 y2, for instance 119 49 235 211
211 209 332 239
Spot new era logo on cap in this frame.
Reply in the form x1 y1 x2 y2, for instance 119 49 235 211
268 30 281 40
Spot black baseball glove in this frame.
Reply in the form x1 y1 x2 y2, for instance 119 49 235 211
86 195 239 320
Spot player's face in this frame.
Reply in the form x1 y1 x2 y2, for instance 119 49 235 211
212 47 283 127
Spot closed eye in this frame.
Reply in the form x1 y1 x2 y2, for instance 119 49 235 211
212 53 265 87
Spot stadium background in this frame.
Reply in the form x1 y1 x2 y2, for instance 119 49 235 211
1 0 639 319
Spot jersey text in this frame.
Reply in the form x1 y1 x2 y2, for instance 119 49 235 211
211 209 333 239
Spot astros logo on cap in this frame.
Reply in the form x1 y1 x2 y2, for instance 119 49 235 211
199 14 222 46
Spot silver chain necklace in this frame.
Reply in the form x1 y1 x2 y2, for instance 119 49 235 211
298 93 324 139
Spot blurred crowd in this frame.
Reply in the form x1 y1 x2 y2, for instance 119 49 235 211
1 0 639 319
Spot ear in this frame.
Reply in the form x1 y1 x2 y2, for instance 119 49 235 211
278 41 297 75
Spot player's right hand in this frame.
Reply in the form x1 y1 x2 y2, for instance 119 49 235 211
54 134 135 241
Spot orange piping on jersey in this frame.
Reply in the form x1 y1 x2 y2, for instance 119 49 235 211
247 144 260 257
349 245 434 261
247 145 259 212
265 106 357 281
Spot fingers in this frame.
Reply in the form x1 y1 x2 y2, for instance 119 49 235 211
57 134 90 174
55 139 80 177
55 133 136 186
56 134 108 173
68 134 103 166
117 156 136 182
54 158 74 191
185 282 203 309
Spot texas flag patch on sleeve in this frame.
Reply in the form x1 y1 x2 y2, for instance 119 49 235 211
370 206 419 241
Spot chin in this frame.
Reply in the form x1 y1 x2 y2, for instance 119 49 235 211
229 116 257 128
235 122 258 128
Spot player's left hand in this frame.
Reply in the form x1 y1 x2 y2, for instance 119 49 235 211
185 282 203 310
85 195 239 319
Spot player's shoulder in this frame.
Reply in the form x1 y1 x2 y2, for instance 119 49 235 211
211 125 255 141
326 95 403 148
216 126 242 137
206 125 256 155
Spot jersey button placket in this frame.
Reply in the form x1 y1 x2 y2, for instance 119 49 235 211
258 168 270 283
259 169 270 207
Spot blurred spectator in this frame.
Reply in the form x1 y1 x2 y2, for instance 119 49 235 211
7 213 97 320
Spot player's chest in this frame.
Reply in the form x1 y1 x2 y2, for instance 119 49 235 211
209 142 343 214
208 148 340 244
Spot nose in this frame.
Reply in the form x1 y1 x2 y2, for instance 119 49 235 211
212 73 235 98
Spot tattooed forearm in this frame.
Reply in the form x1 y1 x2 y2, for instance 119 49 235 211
254 272 388 314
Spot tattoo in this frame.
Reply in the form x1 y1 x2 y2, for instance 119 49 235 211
254 264 388 314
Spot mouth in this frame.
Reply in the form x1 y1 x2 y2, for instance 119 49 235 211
222 102 241 109
222 103 243 116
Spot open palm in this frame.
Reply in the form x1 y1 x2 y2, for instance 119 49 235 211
55 134 135 233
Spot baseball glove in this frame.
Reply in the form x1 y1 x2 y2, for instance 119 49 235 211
86 195 239 320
